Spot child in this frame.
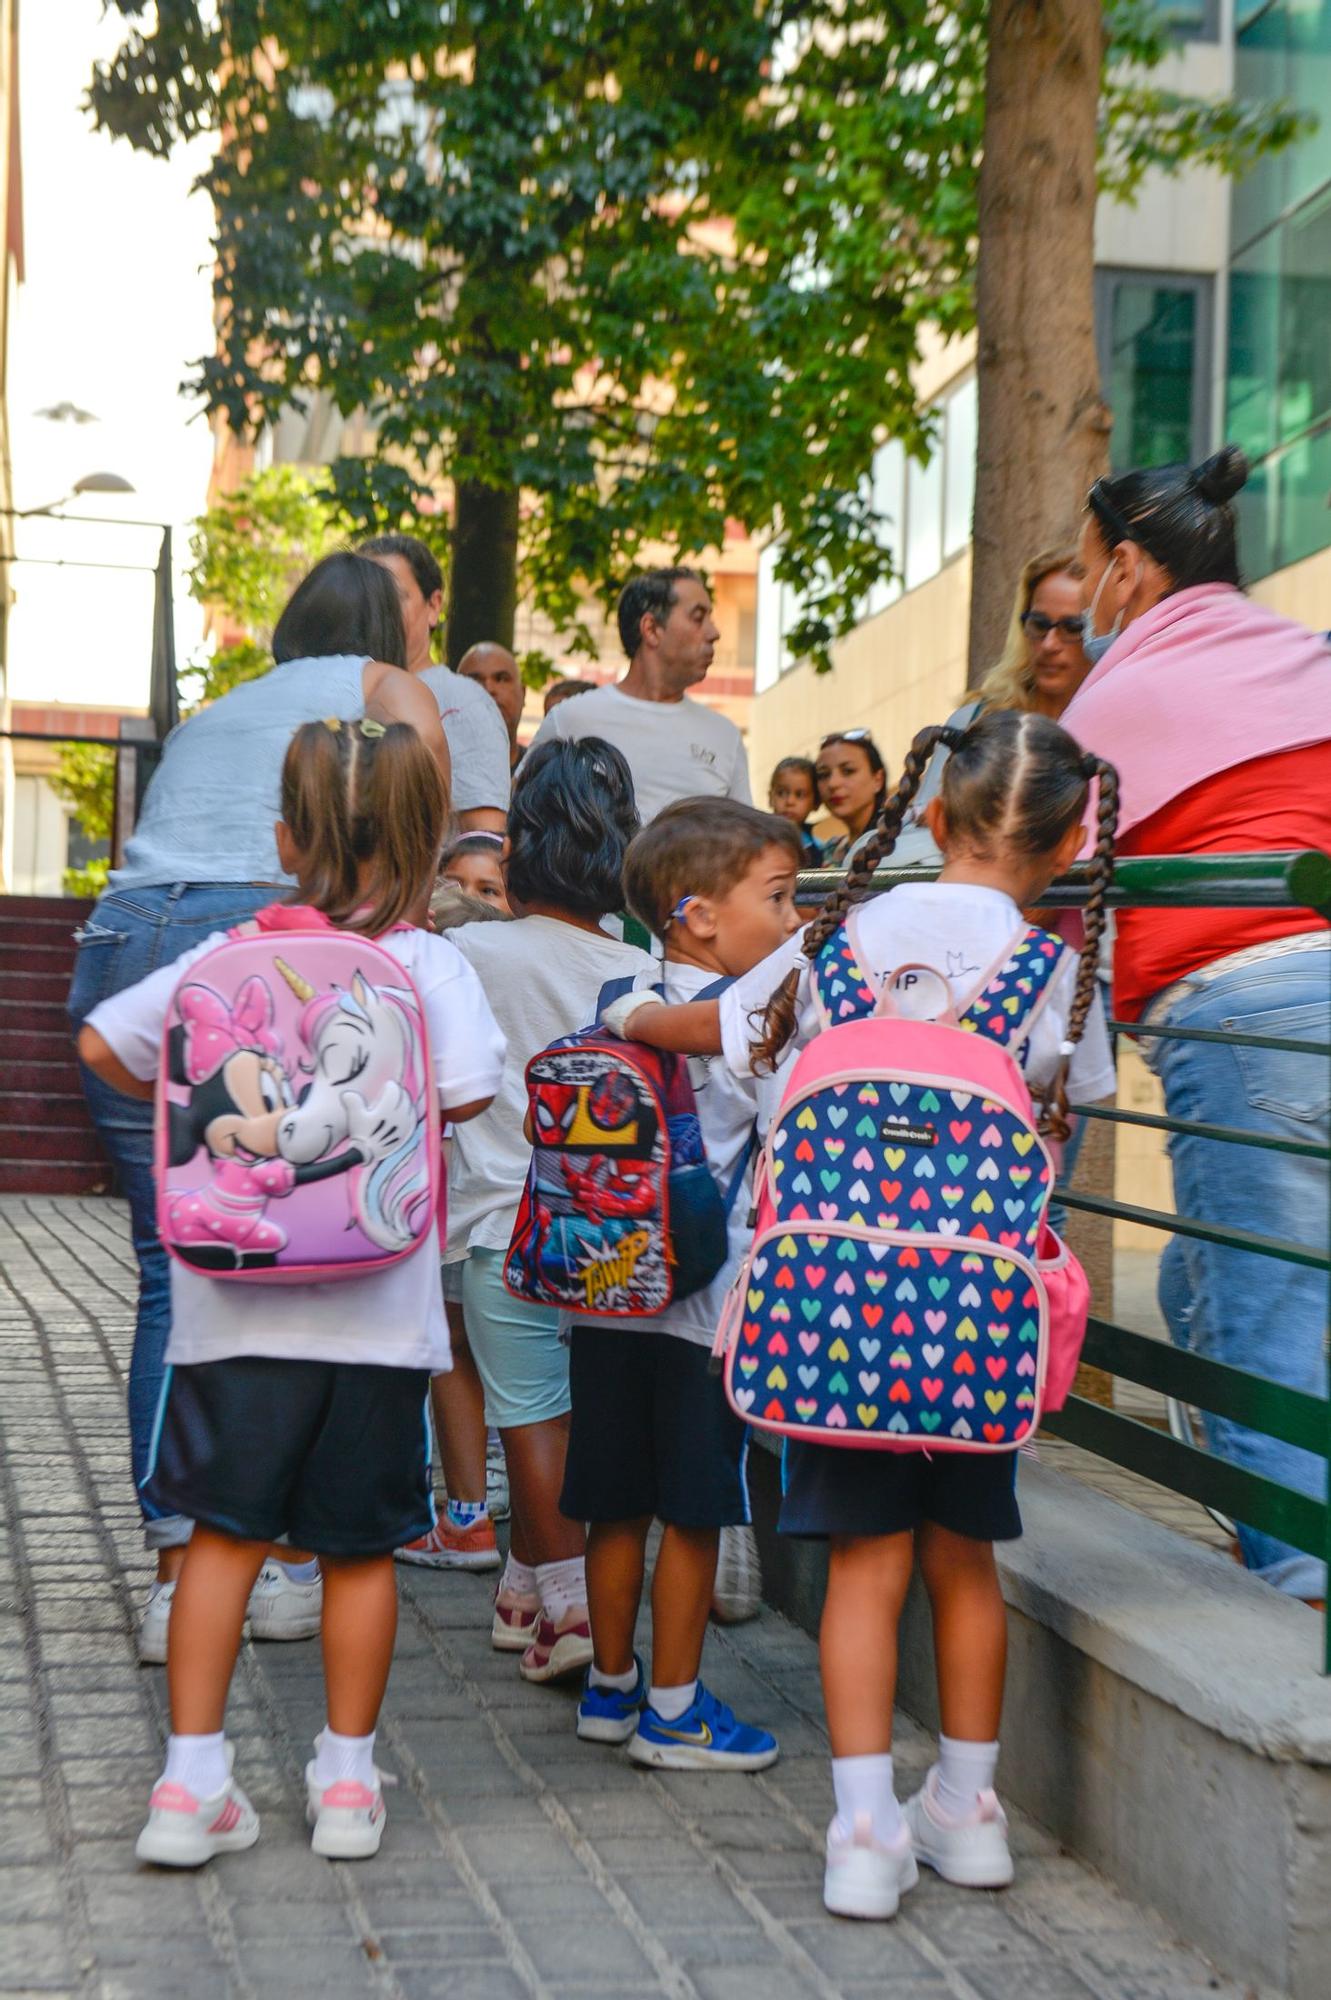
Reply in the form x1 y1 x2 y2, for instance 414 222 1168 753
568 797 803 1769
441 831 510 911
603 710 1118 1910
443 737 659 1679
768 755 825 866
78 717 505 1868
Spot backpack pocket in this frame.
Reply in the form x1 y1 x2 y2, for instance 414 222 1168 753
1033 1222 1090 1413
724 1219 1046 1452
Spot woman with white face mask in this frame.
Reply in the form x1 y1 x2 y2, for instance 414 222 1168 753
1063 446 1331 1606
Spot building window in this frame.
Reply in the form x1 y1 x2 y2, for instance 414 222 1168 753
1095 269 1213 473
942 375 978 560
1144 0 1219 40
1227 185 1331 579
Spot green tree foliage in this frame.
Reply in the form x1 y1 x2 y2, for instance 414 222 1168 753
90 2 1303 672
50 743 115 898
183 464 355 706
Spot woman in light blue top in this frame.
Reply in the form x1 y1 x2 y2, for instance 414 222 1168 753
66 552 450 1649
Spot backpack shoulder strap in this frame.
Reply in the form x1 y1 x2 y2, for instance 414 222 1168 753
959 925 1066 1055
594 974 642 1019
809 922 878 1029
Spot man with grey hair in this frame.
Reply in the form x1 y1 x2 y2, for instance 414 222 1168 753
522 567 751 821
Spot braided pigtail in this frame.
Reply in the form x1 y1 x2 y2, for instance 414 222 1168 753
749 725 953 1073
1038 755 1120 1142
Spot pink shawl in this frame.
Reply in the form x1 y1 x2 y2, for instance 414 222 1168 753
1060 583 1330 837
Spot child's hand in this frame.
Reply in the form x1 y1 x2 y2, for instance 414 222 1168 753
600 992 665 1040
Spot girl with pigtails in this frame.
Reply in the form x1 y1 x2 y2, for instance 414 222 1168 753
602 707 1119 1919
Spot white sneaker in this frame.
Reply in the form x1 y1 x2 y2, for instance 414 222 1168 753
824 1813 918 1919
136 1749 259 1868
904 1770 1015 1888
247 1562 323 1642
711 1523 762 1624
305 1762 391 1859
137 1580 175 1666
486 1436 511 1522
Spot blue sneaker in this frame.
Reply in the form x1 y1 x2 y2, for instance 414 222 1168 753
576 1657 646 1745
628 1682 779 1772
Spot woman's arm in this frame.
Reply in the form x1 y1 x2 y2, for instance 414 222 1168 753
363 660 453 795
76 1025 156 1101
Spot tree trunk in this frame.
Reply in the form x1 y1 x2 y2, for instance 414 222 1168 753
967 0 1112 686
445 479 520 666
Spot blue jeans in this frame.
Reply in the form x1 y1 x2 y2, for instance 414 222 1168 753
67 881 275 1548
1144 950 1330 1598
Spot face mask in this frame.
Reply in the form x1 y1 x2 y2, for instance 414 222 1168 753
1081 559 1123 666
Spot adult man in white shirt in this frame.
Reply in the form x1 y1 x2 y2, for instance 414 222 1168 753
459 641 525 772
523 568 752 821
361 534 511 833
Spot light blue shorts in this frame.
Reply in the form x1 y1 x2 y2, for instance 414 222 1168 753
461 1247 569 1430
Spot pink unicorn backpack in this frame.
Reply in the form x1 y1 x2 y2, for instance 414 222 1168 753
154 904 442 1282
713 914 1090 1452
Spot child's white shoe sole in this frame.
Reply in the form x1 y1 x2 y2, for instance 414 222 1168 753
823 1842 917 1919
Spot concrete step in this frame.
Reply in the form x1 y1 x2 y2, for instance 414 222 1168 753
0 894 92 918
0 971 72 1003
0 1091 92 1127
0 1026 78 1063
0 1123 105 1163
0 1161 111 1195
0 934 77 964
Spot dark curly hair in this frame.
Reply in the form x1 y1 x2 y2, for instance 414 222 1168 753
507 736 641 920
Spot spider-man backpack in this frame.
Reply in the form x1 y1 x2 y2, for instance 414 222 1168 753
504 977 752 1317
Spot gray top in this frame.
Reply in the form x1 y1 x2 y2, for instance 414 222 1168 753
111 653 369 890
417 665 512 814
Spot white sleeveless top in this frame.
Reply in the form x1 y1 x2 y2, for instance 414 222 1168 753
111 654 369 890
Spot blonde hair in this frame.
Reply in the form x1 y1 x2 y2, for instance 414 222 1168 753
280 717 449 935
976 547 1082 715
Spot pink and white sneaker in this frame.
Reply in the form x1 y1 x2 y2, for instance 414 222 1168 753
135 1759 259 1868
904 1770 1014 1888
518 1606 595 1684
492 1582 541 1652
305 1764 391 1859
823 1812 918 1920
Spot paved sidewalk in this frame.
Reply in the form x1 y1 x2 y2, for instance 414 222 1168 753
0 1197 1250 2000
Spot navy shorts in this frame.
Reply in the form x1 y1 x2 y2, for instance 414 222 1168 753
561 1326 750 1530
779 1439 1021 1543
145 1357 435 1557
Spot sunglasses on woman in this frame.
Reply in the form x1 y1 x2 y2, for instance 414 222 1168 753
1020 611 1085 641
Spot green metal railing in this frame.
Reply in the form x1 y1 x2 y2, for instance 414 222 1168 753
796 850 1331 1669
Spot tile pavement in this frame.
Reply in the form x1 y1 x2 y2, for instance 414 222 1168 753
0 1197 1257 1999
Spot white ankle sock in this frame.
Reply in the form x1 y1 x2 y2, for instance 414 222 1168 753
535 1556 586 1622
935 1735 999 1820
589 1661 639 1694
312 1727 377 1792
276 1557 320 1584
831 1753 901 1844
647 1680 697 1722
500 1553 539 1601
162 1731 229 1802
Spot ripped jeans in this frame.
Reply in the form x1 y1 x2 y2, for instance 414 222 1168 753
67 881 273 1549
1144 947 1330 1599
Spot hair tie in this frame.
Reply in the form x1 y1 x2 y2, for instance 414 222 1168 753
322 716 342 733
359 718 386 740
1080 753 1099 780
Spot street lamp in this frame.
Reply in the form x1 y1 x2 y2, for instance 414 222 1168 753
20 469 137 519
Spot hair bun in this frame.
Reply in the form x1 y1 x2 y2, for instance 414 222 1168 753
1189 446 1249 506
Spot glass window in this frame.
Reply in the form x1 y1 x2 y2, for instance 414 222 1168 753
754 543 783 694
1097 272 1209 471
864 439 905 618
1233 1 1331 255
942 376 977 559
904 446 943 592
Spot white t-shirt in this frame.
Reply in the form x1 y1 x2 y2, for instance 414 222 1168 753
574 959 763 1350
418 665 512 815
524 683 752 822
719 883 1117 1105
86 928 506 1373
445 917 659 1258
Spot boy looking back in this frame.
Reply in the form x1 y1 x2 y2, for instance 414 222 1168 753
565 799 803 1768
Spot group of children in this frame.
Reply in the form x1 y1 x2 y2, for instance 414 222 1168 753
79 700 1116 1925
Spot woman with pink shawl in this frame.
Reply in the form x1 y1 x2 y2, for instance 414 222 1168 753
1063 447 1330 1605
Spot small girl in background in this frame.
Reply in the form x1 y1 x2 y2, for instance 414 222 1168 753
441 832 510 911
768 755 825 866
604 709 1118 1917
78 718 505 1869
444 737 658 1682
